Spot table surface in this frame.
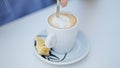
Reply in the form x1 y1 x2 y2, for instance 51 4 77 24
0 0 120 68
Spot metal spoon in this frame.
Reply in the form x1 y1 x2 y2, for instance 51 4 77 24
56 0 60 17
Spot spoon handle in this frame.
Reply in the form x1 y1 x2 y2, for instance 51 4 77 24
56 0 60 17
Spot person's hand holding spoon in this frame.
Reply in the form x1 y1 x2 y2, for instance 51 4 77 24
56 0 68 17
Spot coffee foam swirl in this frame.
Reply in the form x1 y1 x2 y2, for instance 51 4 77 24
51 15 71 28
48 13 77 29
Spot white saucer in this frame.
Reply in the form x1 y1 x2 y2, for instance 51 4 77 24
33 31 90 65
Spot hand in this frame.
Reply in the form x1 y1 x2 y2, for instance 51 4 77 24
60 0 68 7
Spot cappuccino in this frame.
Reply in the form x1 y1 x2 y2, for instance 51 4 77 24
48 13 77 29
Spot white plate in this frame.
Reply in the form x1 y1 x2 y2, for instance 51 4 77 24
33 31 90 65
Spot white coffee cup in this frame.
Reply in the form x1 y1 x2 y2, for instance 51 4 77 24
45 13 79 54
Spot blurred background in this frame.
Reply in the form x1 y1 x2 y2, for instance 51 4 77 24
0 0 56 26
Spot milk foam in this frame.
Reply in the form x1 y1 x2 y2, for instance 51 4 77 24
51 15 71 28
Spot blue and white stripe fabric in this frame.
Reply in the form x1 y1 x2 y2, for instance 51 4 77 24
0 0 56 26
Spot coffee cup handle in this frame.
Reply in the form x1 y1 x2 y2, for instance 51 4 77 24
45 34 56 48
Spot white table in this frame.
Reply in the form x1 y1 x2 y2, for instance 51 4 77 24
0 0 120 68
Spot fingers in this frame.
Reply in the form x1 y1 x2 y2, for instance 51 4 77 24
60 0 68 7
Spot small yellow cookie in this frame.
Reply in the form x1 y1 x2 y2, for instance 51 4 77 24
36 43 45 52
35 36 45 47
36 45 50 56
35 36 50 56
